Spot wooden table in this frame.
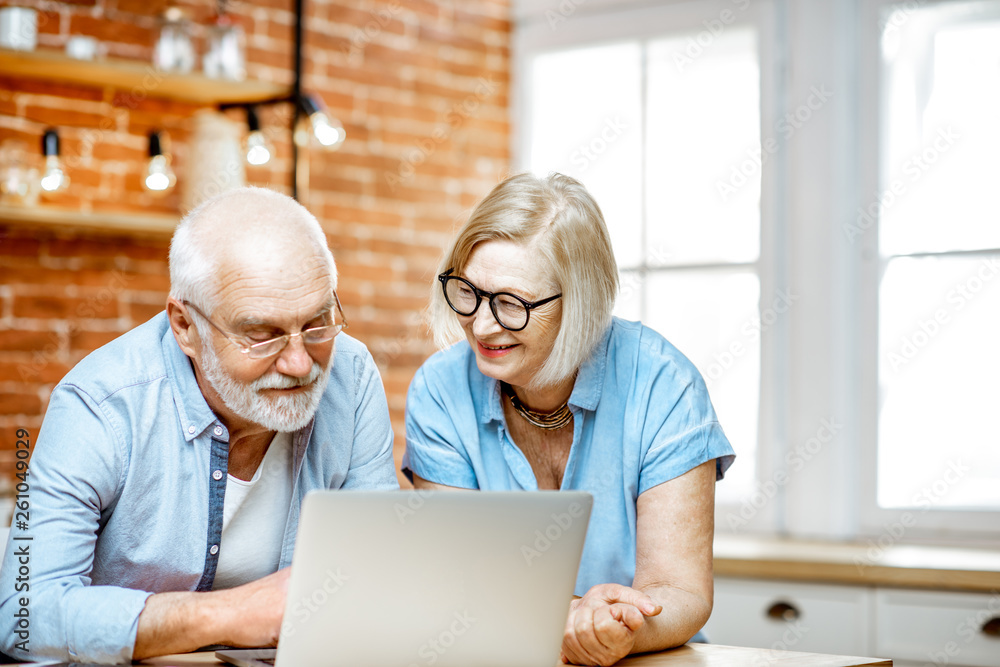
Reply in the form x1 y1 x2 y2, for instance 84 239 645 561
130 643 891 666
616 643 891 665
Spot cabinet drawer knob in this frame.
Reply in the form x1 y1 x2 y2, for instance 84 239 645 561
765 601 800 622
982 617 1000 637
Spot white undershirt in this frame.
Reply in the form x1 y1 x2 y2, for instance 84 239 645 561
213 431 293 590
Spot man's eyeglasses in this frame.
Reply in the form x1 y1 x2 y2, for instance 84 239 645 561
438 268 561 332
183 292 348 360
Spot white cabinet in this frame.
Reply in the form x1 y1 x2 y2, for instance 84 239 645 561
703 577 874 655
875 589 1000 667
706 577 1000 667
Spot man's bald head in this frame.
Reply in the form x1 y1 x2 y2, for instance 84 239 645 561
169 187 336 311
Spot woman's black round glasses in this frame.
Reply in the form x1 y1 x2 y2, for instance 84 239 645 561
438 268 562 332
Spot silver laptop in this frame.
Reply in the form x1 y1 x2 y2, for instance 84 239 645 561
217 489 592 667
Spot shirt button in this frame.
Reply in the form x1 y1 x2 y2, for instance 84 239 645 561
213 426 223 436
212 470 223 481
187 425 196 434
210 544 219 555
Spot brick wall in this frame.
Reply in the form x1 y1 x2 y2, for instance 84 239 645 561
0 0 511 487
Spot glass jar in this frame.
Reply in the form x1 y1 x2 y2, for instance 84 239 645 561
203 14 245 81
0 140 40 207
153 7 195 74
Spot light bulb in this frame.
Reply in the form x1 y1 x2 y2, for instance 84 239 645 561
310 112 345 149
40 155 69 193
299 95 346 150
244 107 273 165
143 132 176 194
40 129 70 195
245 131 273 165
144 154 176 192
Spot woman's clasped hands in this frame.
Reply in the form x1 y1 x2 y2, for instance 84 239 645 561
560 583 663 666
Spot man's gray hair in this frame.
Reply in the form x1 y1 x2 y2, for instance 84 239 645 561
430 172 619 389
168 186 336 311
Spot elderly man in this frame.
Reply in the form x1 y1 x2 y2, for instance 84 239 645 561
0 187 398 663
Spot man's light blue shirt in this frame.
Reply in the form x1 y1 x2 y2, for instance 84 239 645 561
0 312 398 663
403 318 735 596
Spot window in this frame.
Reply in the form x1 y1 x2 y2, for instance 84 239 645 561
517 1 775 510
863 0 1000 532
516 0 1000 542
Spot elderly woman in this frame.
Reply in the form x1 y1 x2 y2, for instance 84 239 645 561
402 172 734 666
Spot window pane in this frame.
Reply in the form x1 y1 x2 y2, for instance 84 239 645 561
878 255 1000 509
646 28 761 266
525 31 763 508
643 270 760 503
615 270 643 322
880 2 1000 255
527 43 644 268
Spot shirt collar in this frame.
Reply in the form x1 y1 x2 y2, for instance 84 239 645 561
568 324 611 412
478 323 612 423
481 375 504 425
162 324 221 443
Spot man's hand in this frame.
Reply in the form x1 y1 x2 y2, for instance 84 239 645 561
134 567 292 659
213 567 292 647
559 583 662 666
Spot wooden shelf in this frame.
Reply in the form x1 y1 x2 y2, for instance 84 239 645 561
0 204 178 235
0 47 291 105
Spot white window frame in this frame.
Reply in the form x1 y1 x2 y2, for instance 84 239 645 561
514 0 1000 546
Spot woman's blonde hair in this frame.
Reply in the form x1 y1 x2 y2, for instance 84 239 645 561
430 172 619 388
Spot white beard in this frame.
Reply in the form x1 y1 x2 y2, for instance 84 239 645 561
199 332 332 432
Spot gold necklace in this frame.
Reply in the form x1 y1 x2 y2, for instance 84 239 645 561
502 383 573 430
